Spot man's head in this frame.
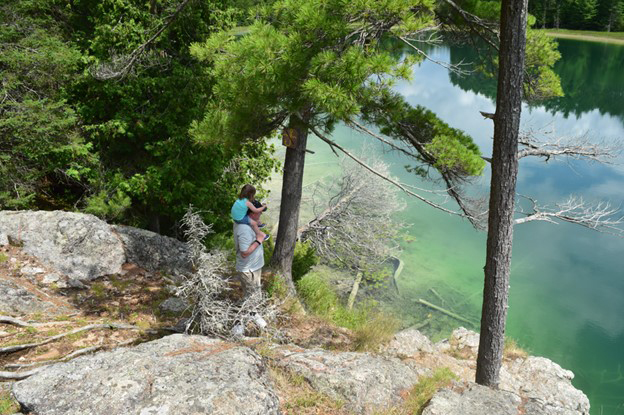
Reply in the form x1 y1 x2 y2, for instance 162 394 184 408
247 199 265 215
248 210 261 222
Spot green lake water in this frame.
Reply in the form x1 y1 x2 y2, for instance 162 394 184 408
274 38 624 414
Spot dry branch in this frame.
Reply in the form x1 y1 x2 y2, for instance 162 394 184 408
417 298 476 326
0 323 138 354
515 195 624 236
309 125 470 219
518 133 620 162
90 0 192 80
0 367 45 380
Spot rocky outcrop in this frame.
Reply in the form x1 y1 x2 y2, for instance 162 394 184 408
12 334 280 415
389 327 590 415
423 382 522 415
271 345 428 414
0 211 190 281
0 279 70 316
501 356 590 414
111 225 191 276
10 328 590 415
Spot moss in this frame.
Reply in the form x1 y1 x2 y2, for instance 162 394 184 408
90 282 107 300
0 253 8 263
0 390 19 415
377 368 458 415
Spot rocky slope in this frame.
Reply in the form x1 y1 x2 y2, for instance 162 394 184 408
0 210 590 415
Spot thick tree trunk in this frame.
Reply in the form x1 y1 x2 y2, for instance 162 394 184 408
270 113 310 294
475 0 528 388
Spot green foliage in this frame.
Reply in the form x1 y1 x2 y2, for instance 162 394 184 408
524 28 564 100
425 135 485 176
530 0 623 31
0 0 98 210
191 0 437 148
403 368 457 414
362 91 485 178
296 270 389 331
0 390 19 415
353 313 401 352
0 253 8 263
292 241 318 282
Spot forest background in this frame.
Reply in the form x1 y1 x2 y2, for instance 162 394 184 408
2 0 623 237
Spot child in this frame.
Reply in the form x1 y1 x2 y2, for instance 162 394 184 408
231 184 269 241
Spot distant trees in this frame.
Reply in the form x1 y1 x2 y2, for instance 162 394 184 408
529 0 624 31
0 0 277 234
0 0 95 210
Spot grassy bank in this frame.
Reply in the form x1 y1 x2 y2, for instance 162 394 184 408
539 29 624 44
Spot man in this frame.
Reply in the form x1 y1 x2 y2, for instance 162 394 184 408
233 209 265 298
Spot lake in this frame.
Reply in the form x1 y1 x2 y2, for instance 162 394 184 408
269 37 624 414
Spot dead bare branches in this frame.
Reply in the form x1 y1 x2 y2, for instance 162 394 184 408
300 152 405 275
398 36 472 76
175 207 279 339
309 125 471 219
515 195 624 236
518 132 620 163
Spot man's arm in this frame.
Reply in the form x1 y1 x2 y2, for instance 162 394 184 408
241 239 262 258
237 227 262 258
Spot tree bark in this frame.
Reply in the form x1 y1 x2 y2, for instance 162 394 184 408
475 0 528 388
270 113 310 294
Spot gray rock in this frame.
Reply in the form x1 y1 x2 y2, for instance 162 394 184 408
422 380 587 415
112 225 191 275
450 327 480 353
422 382 521 415
382 328 435 356
67 278 87 289
159 297 189 314
0 211 125 281
13 334 280 415
272 346 427 414
0 232 8 246
500 356 590 414
0 278 69 316
41 273 61 284
20 266 45 276
430 328 589 415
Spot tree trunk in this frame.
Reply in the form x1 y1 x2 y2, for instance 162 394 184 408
475 0 528 388
270 113 310 294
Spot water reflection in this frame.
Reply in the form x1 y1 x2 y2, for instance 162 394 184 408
393 38 624 415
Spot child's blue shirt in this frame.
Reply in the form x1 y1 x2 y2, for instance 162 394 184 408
231 198 248 221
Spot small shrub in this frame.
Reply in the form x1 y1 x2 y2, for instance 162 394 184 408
292 241 318 282
296 272 341 317
296 272 393 337
0 253 8 263
504 337 528 360
353 313 400 352
266 274 288 299
0 390 19 415
401 368 457 415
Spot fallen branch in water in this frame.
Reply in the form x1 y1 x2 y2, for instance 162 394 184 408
417 298 476 327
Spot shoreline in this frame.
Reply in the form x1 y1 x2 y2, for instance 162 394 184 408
541 29 624 45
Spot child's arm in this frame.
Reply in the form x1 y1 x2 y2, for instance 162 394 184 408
245 200 266 213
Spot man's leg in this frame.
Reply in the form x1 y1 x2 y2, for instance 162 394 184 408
238 269 262 298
